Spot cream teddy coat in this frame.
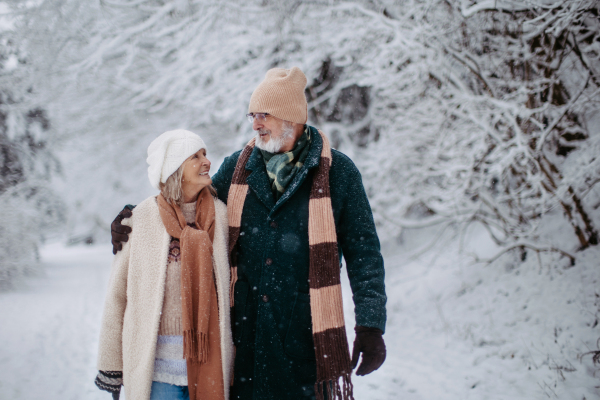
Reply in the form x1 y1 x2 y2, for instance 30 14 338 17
97 196 233 400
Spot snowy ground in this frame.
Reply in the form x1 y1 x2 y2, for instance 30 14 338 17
1 227 599 399
0 244 111 400
348 226 600 400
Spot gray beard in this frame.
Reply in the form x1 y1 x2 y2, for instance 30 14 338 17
254 124 295 153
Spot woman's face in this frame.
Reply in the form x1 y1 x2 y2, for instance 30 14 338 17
181 149 212 200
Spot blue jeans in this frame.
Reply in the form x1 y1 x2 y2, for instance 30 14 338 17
150 381 189 400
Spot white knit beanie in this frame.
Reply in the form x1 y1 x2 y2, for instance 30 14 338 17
248 67 308 124
146 129 207 190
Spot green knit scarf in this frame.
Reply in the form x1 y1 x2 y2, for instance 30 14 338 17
260 126 311 201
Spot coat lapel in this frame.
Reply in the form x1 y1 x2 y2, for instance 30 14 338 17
245 147 276 211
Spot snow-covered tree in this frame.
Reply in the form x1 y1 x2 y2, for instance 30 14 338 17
0 4 64 288
299 0 600 262
430 0 600 257
13 0 600 263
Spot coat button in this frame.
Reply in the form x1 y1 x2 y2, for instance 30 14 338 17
265 258 273 266
270 221 278 228
262 294 269 303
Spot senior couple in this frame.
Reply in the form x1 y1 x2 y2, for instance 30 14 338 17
96 67 387 400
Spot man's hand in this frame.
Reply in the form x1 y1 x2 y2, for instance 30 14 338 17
351 326 386 376
111 207 133 254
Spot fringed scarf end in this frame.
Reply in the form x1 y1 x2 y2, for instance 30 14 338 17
314 373 354 400
183 330 209 364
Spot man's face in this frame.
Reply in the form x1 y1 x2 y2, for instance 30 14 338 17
253 114 295 153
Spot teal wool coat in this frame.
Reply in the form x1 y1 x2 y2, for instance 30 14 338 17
212 130 386 400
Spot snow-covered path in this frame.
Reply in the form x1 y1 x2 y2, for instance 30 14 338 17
0 244 111 400
1 238 599 399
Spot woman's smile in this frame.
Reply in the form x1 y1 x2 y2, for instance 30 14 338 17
181 149 212 203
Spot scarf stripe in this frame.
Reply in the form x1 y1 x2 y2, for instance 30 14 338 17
308 131 353 400
227 138 255 306
227 130 353 400
310 286 346 331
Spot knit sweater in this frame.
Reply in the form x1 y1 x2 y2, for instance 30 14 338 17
152 202 196 386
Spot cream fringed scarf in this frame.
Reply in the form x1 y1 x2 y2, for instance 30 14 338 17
157 188 225 400
227 128 354 400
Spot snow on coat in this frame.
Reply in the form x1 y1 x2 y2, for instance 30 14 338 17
212 130 386 398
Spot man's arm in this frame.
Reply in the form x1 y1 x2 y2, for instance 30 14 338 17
331 151 386 332
211 149 242 205
330 150 387 375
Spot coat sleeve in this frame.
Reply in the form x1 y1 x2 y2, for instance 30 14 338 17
97 218 132 371
211 150 242 205
330 151 387 333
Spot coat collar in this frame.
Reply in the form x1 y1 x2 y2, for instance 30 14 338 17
302 125 323 171
243 127 324 213
245 147 276 210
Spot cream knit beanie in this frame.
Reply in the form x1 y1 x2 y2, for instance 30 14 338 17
146 129 206 190
248 67 308 124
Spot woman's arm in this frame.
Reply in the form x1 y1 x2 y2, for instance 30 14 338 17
97 217 132 372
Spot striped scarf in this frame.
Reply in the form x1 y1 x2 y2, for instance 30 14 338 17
227 128 354 400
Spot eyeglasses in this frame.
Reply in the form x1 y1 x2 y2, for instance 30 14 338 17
246 113 270 123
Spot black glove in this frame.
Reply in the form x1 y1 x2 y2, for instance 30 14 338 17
111 205 135 254
95 370 122 399
351 326 386 376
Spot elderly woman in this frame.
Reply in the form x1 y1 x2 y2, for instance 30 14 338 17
94 130 233 400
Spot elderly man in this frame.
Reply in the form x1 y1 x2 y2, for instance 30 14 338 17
111 67 386 400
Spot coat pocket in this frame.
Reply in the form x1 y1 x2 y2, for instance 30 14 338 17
284 291 316 360
233 280 250 346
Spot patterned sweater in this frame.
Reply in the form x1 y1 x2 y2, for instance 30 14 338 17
152 202 196 386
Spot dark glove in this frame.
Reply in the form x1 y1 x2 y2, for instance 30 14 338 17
95 370 122 399
351 326 386 376
111 205 135 254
